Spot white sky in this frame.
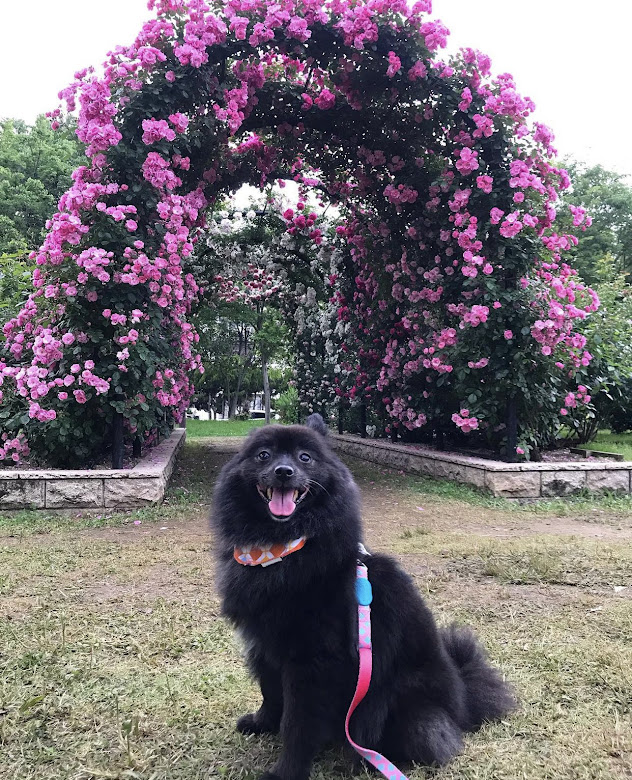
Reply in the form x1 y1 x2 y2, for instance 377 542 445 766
2 0 631 176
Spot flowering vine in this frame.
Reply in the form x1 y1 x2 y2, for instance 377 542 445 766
0 0 597 464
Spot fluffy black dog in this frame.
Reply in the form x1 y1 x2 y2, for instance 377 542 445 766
211 414 515 780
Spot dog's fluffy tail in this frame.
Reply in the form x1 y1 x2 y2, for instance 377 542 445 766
441 624 517 731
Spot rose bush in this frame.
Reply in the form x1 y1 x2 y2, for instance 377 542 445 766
0 0 597 464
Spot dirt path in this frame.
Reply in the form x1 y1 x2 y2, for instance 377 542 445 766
2 436 631 626
81 441 632 606
92 440 632 542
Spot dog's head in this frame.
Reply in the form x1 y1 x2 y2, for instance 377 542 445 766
237 416 332 522
213 413 362 553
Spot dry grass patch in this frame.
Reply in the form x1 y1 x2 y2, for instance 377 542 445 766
392 532 632 588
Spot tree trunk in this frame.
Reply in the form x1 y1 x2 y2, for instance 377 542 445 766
360 403 367 438
224 385 230 420
505 396 518 462
262 355 271 424
231 359 247 418
111 412 124 469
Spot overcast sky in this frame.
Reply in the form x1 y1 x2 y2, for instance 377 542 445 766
3 0 631 176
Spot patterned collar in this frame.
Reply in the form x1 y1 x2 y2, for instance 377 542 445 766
233 536 307 567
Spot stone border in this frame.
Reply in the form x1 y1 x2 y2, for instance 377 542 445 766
331 434 632 499
0 428 186 510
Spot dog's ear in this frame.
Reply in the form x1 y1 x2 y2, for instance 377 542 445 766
305 413 329 437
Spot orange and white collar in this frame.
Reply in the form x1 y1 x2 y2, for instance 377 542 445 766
233 536 307 567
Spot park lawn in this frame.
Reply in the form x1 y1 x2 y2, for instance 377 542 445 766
577 430 632 461
185 418 265 438
0 439 630 780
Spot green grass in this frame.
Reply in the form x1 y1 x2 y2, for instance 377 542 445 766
184 418 265 438
1 440 631 779
578 430 632 461
392 532 632 588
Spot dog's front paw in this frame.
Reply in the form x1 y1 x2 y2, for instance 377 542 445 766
236 713 261 734
237 712 277 735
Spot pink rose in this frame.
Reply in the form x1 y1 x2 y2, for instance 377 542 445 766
315 89 336 110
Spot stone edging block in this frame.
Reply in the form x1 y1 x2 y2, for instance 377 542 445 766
0 428 186 510
331 434 632 499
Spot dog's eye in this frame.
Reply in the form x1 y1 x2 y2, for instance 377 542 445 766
298 452 312 463
257 450 271 461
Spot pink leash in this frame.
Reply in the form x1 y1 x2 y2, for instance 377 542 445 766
345 562 409 780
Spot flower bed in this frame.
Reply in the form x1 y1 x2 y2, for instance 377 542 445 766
0 428 185 510
332 434 632 499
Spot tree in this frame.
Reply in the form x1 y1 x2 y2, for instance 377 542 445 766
559 163 632 284
0 116 84 255
195 197 341 423
0 253 35 322
0 117 83 335
191 310 243 417
196 206 294 422
254 312 291 423
564 255 632 440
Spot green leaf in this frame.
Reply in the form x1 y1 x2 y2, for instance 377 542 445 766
19 695 45 713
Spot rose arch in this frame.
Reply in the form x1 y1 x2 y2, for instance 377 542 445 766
0 0 598 466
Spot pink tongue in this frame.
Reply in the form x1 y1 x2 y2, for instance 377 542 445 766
269 488 296 517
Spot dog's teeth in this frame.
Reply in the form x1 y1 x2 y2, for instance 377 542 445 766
293 490 298 501
267 488 273 500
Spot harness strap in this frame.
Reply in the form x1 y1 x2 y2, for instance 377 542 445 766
345 563 409 780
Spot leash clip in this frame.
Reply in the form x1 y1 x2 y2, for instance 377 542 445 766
355 565 373 606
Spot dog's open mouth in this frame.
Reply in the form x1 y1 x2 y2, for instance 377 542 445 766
257 485 309 519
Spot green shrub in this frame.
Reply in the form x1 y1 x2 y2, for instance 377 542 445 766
276 386 299 424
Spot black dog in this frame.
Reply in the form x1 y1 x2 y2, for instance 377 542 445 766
211 414 515 780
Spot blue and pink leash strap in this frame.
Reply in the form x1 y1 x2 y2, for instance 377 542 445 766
344 562 409 780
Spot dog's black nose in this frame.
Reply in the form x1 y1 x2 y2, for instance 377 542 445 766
274 464 294 479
